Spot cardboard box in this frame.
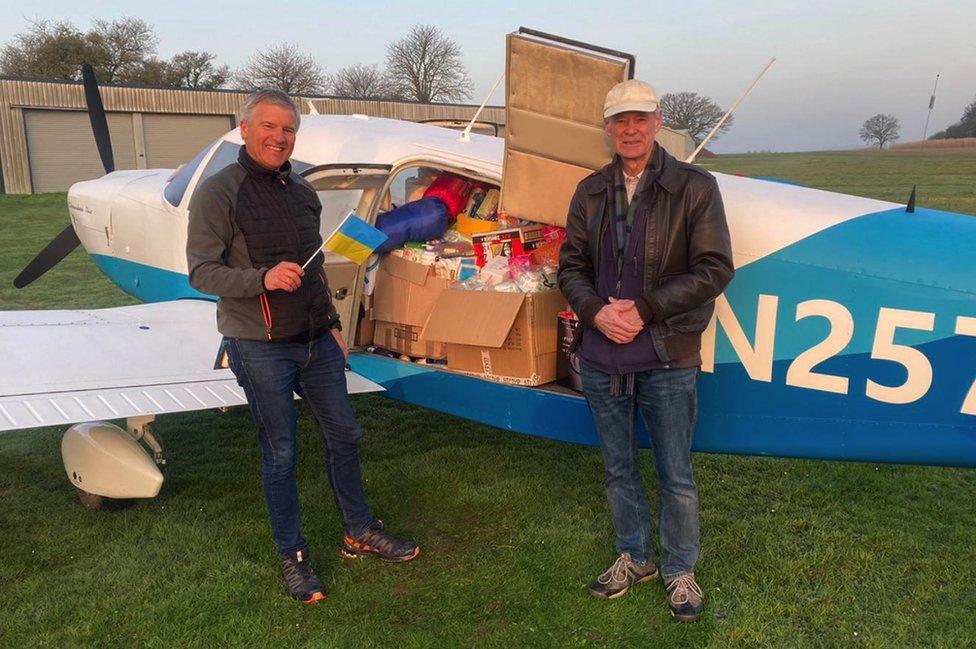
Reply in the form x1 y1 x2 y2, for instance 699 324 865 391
422 288 567 386
471 225 547 267
371 254 451 358
373 320 447 358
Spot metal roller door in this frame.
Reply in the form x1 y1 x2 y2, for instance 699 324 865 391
143 114 233 170
24 109 137 193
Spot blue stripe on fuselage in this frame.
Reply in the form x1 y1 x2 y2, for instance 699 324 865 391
716 206 976 364
90 254 214 303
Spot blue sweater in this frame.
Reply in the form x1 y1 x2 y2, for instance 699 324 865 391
577 177 664 375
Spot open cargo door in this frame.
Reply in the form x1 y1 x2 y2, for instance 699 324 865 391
500 28 634 227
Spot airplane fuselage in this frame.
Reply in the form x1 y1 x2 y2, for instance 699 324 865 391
58 115 976 466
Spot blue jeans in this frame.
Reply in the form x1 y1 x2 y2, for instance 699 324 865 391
581 361 700 580
226 332 373 554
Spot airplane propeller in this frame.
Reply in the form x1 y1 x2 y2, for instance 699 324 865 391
13 64 111 289
82 63 114 174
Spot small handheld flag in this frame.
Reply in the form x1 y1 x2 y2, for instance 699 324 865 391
303 212 388 269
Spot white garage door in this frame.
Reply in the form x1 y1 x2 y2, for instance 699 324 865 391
24 109 137 193
143 114 234 170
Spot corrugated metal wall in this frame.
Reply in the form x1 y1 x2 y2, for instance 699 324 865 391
0 79 511 194
1 78 691 193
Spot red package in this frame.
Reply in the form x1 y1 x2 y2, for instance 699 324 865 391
422 172 474 218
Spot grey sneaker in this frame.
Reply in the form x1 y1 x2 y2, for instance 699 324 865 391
665 573 704 622
279 548 326 604
588 553 659 599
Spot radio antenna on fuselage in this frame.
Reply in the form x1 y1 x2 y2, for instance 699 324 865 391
685 57 777 164
460 71 505 143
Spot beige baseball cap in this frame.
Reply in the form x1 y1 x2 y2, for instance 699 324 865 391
603 79 659 119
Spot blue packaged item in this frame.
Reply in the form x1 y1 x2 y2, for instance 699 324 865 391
375 197 449 254
458 257 479 282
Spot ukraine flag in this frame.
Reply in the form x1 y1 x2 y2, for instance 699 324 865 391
321 212 388 266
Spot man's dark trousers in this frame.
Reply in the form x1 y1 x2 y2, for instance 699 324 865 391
581 361 701 581
227 331 372 553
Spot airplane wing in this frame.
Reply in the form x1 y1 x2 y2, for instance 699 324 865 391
0 300 383 433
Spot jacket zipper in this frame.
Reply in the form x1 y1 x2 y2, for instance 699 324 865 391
259 293 273 341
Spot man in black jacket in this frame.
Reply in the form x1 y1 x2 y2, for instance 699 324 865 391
187 89 419 605
558 80 734 621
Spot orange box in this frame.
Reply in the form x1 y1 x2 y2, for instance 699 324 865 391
456 213 500 237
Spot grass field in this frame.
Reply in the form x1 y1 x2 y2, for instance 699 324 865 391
1 151 975 648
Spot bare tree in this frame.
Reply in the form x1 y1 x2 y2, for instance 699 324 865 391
0 19 99 80
90 17 158 83
329 63 399 99
659 92 733 145
385 25 472 102
234 43 327 94
169 51 229 89
860 114 900 149
127 57 181 86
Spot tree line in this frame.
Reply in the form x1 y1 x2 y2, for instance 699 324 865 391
0 17 738 143
0 18 473 102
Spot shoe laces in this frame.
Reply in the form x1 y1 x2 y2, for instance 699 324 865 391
598 554 633 585
355 520 409 554
282 551 319 591
666 574 703 605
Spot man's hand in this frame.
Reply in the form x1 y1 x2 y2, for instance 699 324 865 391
594 302 643 344
331 327 349 362
264 262 304 292
609 297 645 328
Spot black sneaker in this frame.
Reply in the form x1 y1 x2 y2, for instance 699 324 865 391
665 573 704 622
279 548 326 604
588 553 659 600
341 519 420 563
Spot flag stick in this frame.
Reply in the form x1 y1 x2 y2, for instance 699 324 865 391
301 211 353 270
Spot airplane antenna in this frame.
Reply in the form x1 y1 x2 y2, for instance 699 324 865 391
460 71 505 143
921 73 940 140
906 185 917 213
685 57 776 164
306 99 320 116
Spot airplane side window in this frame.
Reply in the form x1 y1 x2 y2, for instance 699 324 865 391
163 142 213 207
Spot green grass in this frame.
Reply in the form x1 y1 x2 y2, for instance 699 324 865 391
700 150 976 215
2 152 975 648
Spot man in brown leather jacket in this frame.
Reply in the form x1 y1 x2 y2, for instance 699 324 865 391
557 79 734 621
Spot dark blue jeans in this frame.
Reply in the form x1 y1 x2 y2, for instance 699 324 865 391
226 331 373 554
581 361 700 580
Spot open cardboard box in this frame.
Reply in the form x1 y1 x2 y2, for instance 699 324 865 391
371 254 451 358
422 288 567 386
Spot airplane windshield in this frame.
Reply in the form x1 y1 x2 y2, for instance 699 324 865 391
185 141 315 203
163 142 214 207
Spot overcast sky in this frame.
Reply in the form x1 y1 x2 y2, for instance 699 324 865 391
1 0 973 153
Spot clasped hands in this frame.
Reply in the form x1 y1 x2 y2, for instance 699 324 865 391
594 297 645 344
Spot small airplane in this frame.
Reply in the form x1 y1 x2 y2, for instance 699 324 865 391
2 29 974 509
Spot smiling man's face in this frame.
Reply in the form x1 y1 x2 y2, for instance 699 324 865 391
606 110 662 166
240 101 297 170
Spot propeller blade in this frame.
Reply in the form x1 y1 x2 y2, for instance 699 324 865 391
82 63 114 174
13 225 81 288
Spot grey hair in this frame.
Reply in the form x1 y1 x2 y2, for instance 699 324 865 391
240 88 301 129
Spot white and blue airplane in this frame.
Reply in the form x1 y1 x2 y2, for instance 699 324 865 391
2 30 974 508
